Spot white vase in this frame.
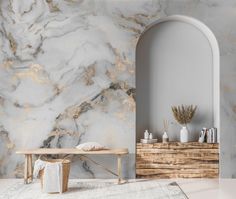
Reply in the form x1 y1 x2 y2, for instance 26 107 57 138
180 126 188 143
144 130 149 140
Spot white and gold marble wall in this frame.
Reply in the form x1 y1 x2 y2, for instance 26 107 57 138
0 0 235 178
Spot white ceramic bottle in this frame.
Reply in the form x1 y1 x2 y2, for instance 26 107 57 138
144 130 149 140
180 126 188 143
149 133 153 139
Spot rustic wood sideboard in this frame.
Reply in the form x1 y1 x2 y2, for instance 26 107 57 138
136 142 219 178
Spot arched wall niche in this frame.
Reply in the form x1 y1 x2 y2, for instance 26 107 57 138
136 15 220 148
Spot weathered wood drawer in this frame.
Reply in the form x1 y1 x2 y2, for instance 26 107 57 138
136 142 219 178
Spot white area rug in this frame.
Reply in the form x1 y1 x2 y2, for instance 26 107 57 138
0 179 188 199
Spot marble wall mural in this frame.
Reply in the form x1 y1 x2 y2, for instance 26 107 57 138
0 0 236 178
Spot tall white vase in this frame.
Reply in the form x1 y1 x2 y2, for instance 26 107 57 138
180 126 188 143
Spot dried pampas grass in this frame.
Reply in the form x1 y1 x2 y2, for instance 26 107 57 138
171 105 197 125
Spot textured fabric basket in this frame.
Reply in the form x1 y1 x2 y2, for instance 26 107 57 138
39 159 70 193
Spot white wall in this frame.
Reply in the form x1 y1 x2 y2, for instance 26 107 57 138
136 20 214 141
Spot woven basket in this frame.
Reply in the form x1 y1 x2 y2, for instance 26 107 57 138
39 159 70 193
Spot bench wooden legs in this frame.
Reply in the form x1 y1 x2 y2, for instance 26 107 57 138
22 154 126 185
116 155 126 185
24 154 33 184
28 154 33 182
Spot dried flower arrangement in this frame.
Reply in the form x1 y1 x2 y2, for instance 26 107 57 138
171 105 197 126
163 119 169 132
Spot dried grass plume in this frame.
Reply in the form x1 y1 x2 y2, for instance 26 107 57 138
163 119 169 132
171 105 197 125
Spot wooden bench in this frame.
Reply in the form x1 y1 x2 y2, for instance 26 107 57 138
16 148 129 184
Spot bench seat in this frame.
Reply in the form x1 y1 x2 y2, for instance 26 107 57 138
16 148 128 155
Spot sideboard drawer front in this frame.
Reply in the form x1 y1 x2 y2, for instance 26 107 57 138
136 142 219 179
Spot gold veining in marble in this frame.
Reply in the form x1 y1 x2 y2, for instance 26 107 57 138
83 64 95 86
14 64 50 84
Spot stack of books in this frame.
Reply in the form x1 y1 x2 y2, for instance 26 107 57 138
199 127 218 143
140 139 157 144
206 128 218 143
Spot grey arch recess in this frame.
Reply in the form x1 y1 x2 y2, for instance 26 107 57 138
135 15 220 174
